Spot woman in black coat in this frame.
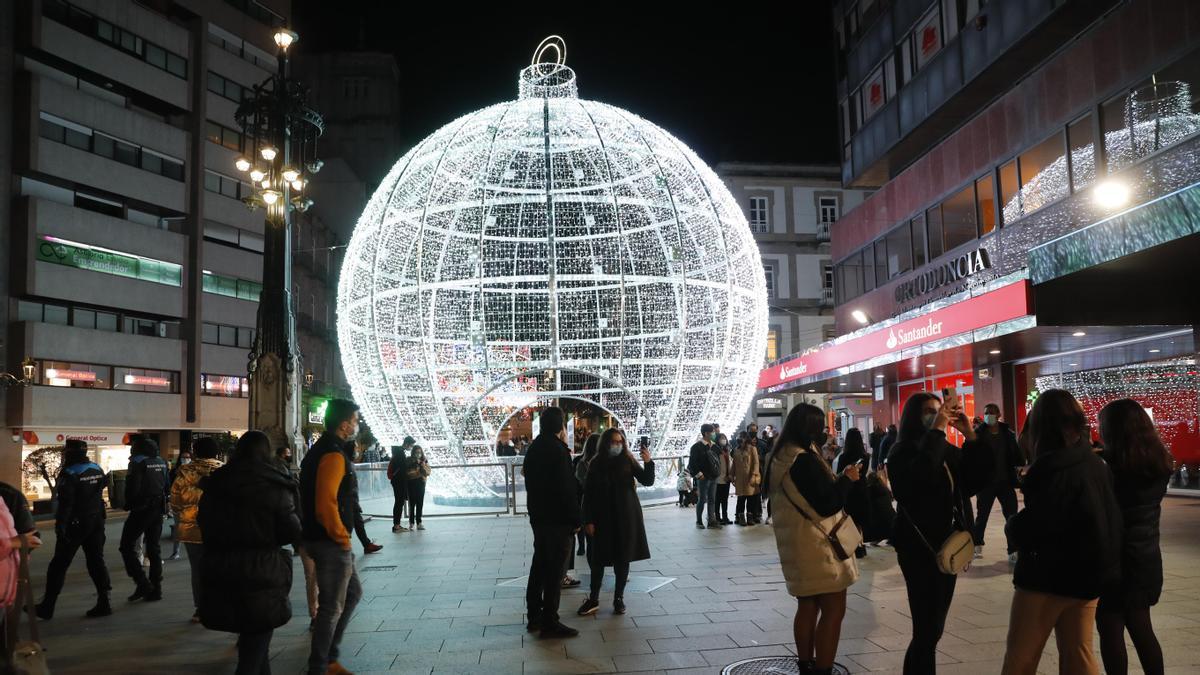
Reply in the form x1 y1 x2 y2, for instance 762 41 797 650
1001 389 1123 674
832 428 870 559
577 427 654 617
1096 398 1173 675
887 391 993 675
197 431 302 675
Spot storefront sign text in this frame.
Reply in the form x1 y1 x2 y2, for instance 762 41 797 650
894 248 991 304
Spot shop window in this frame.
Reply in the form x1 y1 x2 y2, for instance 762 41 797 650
38 360 109 389
114 367 178 393
941 184 977 251
885 225 912 279
1067 114 1096 190
976 174 997 235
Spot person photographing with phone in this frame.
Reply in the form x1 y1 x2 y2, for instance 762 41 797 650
887 389 997 674
577 429 655 617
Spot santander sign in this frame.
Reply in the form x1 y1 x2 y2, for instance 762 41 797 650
759 280 1031 390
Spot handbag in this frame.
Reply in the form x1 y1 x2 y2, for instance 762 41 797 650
778 454 863 562
900 463 974 575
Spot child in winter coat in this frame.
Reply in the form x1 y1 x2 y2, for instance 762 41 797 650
676 468 694 507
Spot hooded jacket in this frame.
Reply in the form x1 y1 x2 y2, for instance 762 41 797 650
125 443 169 512
169 458 224 544
197 457 301 633
1007 439 1122 600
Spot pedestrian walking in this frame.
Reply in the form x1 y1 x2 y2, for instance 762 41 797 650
888 392 995 674
576 428 654 617
119 436 170 603
405 446 431 531
36 439 111 619
1095 398 1173 675
299 399 366 675
167 448 193 560
168 437 224 622
732 433 761 526
522 406 581 638
1001 389 1122 675
714 433 733 525
765 403 861 675
197 431 302 675
970 403 1025 563
343 440 383 555
687 424 720 529
387 438 414 532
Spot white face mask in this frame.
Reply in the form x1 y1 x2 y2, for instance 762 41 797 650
180 458 191 465
984 414 999 426
606 444 622 457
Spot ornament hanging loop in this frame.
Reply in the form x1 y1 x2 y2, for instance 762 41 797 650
532 35 567 67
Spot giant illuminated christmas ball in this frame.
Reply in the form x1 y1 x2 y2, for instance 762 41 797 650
337 38 767 479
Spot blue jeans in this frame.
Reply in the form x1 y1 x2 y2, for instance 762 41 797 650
306 539 362 673
695 479 718 525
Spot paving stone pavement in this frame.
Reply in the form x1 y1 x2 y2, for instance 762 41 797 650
23 496 1200 674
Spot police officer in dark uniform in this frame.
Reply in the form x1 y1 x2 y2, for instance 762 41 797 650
35 439 111 619
118 436 169 602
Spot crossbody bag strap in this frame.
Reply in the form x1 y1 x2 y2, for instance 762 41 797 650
780 477 850 539
899 462 963 557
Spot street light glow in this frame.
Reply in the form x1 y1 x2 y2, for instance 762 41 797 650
851 309 870 325
273 29 298 50
1094 180 1131 209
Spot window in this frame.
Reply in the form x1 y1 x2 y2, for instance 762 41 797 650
873 239 887 287
885 225 913 279
36 235 182 286
73 309 95 329
74 192 123 219
38 113 184 181
749 197 769 233
96 311 118 332
999 159 1020 225
763 264 777 298
203 271 262 302
976 174 997 235
1101 94 1131 174
202 323 219 344
862 244 875 292
1017 133 1068 216
201 373 249 398
44 304 69 325
1067 115 1097 190
42 0 188 80
823 263 834 289
911 213 928 268
206 120 244 152
819 196 840 223
839 251 864 301
941 184 978 251
37 360 109 389
925 206 944 260
860 63 888 121
204 170 251 201
115 367 178 393
207 72 244 102
766 329 779 362
908 7 943 75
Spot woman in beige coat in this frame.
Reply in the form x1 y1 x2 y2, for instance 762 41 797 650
169 437 224 622
731 433 761 526
766 403 861 675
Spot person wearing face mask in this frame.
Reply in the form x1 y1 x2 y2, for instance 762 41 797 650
299 398 365 675
404 445 431 530
687 424 721 529
714 433 733 525
970 403 1025 564
887 392 996 675
168 437 224 622
577 428 655 616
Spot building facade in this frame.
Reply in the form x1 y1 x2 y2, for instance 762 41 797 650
717 163 869 431
0 0 359 500
760 0 1200 492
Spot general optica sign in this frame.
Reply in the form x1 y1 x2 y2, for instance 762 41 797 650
759 280 1032 390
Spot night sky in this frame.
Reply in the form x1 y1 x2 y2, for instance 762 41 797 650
292 4 839 166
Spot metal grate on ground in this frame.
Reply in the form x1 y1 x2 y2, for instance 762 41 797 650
721 656 850 675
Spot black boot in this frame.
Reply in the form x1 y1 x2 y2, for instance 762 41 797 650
144 585 163 602
128 584 151 602
35 600 54 620
86 594 112 618
797 659 815 674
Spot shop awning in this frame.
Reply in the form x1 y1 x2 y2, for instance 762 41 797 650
759 280 1034 393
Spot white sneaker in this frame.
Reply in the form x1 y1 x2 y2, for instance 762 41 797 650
417 523 425 530
1008 552 1018 565
973 545 984 559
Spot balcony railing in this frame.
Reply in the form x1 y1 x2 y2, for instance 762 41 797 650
816 222 831 241
820 287 834 306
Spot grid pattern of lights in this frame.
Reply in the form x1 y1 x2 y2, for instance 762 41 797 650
337 59 767 491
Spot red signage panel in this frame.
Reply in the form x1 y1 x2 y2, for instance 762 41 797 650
759 281 1032 389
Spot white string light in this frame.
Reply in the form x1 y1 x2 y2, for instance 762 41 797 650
337 42 767 497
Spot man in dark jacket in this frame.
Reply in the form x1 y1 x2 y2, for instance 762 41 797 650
687 423 719 529
299 398 364 675
387 439 412 532
522 406 581 638
37 439 111 619
873 424 898 471
971 403 1026 562
119 436 169 602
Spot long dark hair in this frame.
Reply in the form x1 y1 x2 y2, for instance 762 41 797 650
764 403 827 490
1024 389 1089 459
581 433 602 464
898 392 941 444
1099 398 1173 480
841 427 866 465
233 430 273 463
588 427 634 478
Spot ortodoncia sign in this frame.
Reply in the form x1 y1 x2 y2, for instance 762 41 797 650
894 248 992 304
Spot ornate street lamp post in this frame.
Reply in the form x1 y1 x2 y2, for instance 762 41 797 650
233 27 323 456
